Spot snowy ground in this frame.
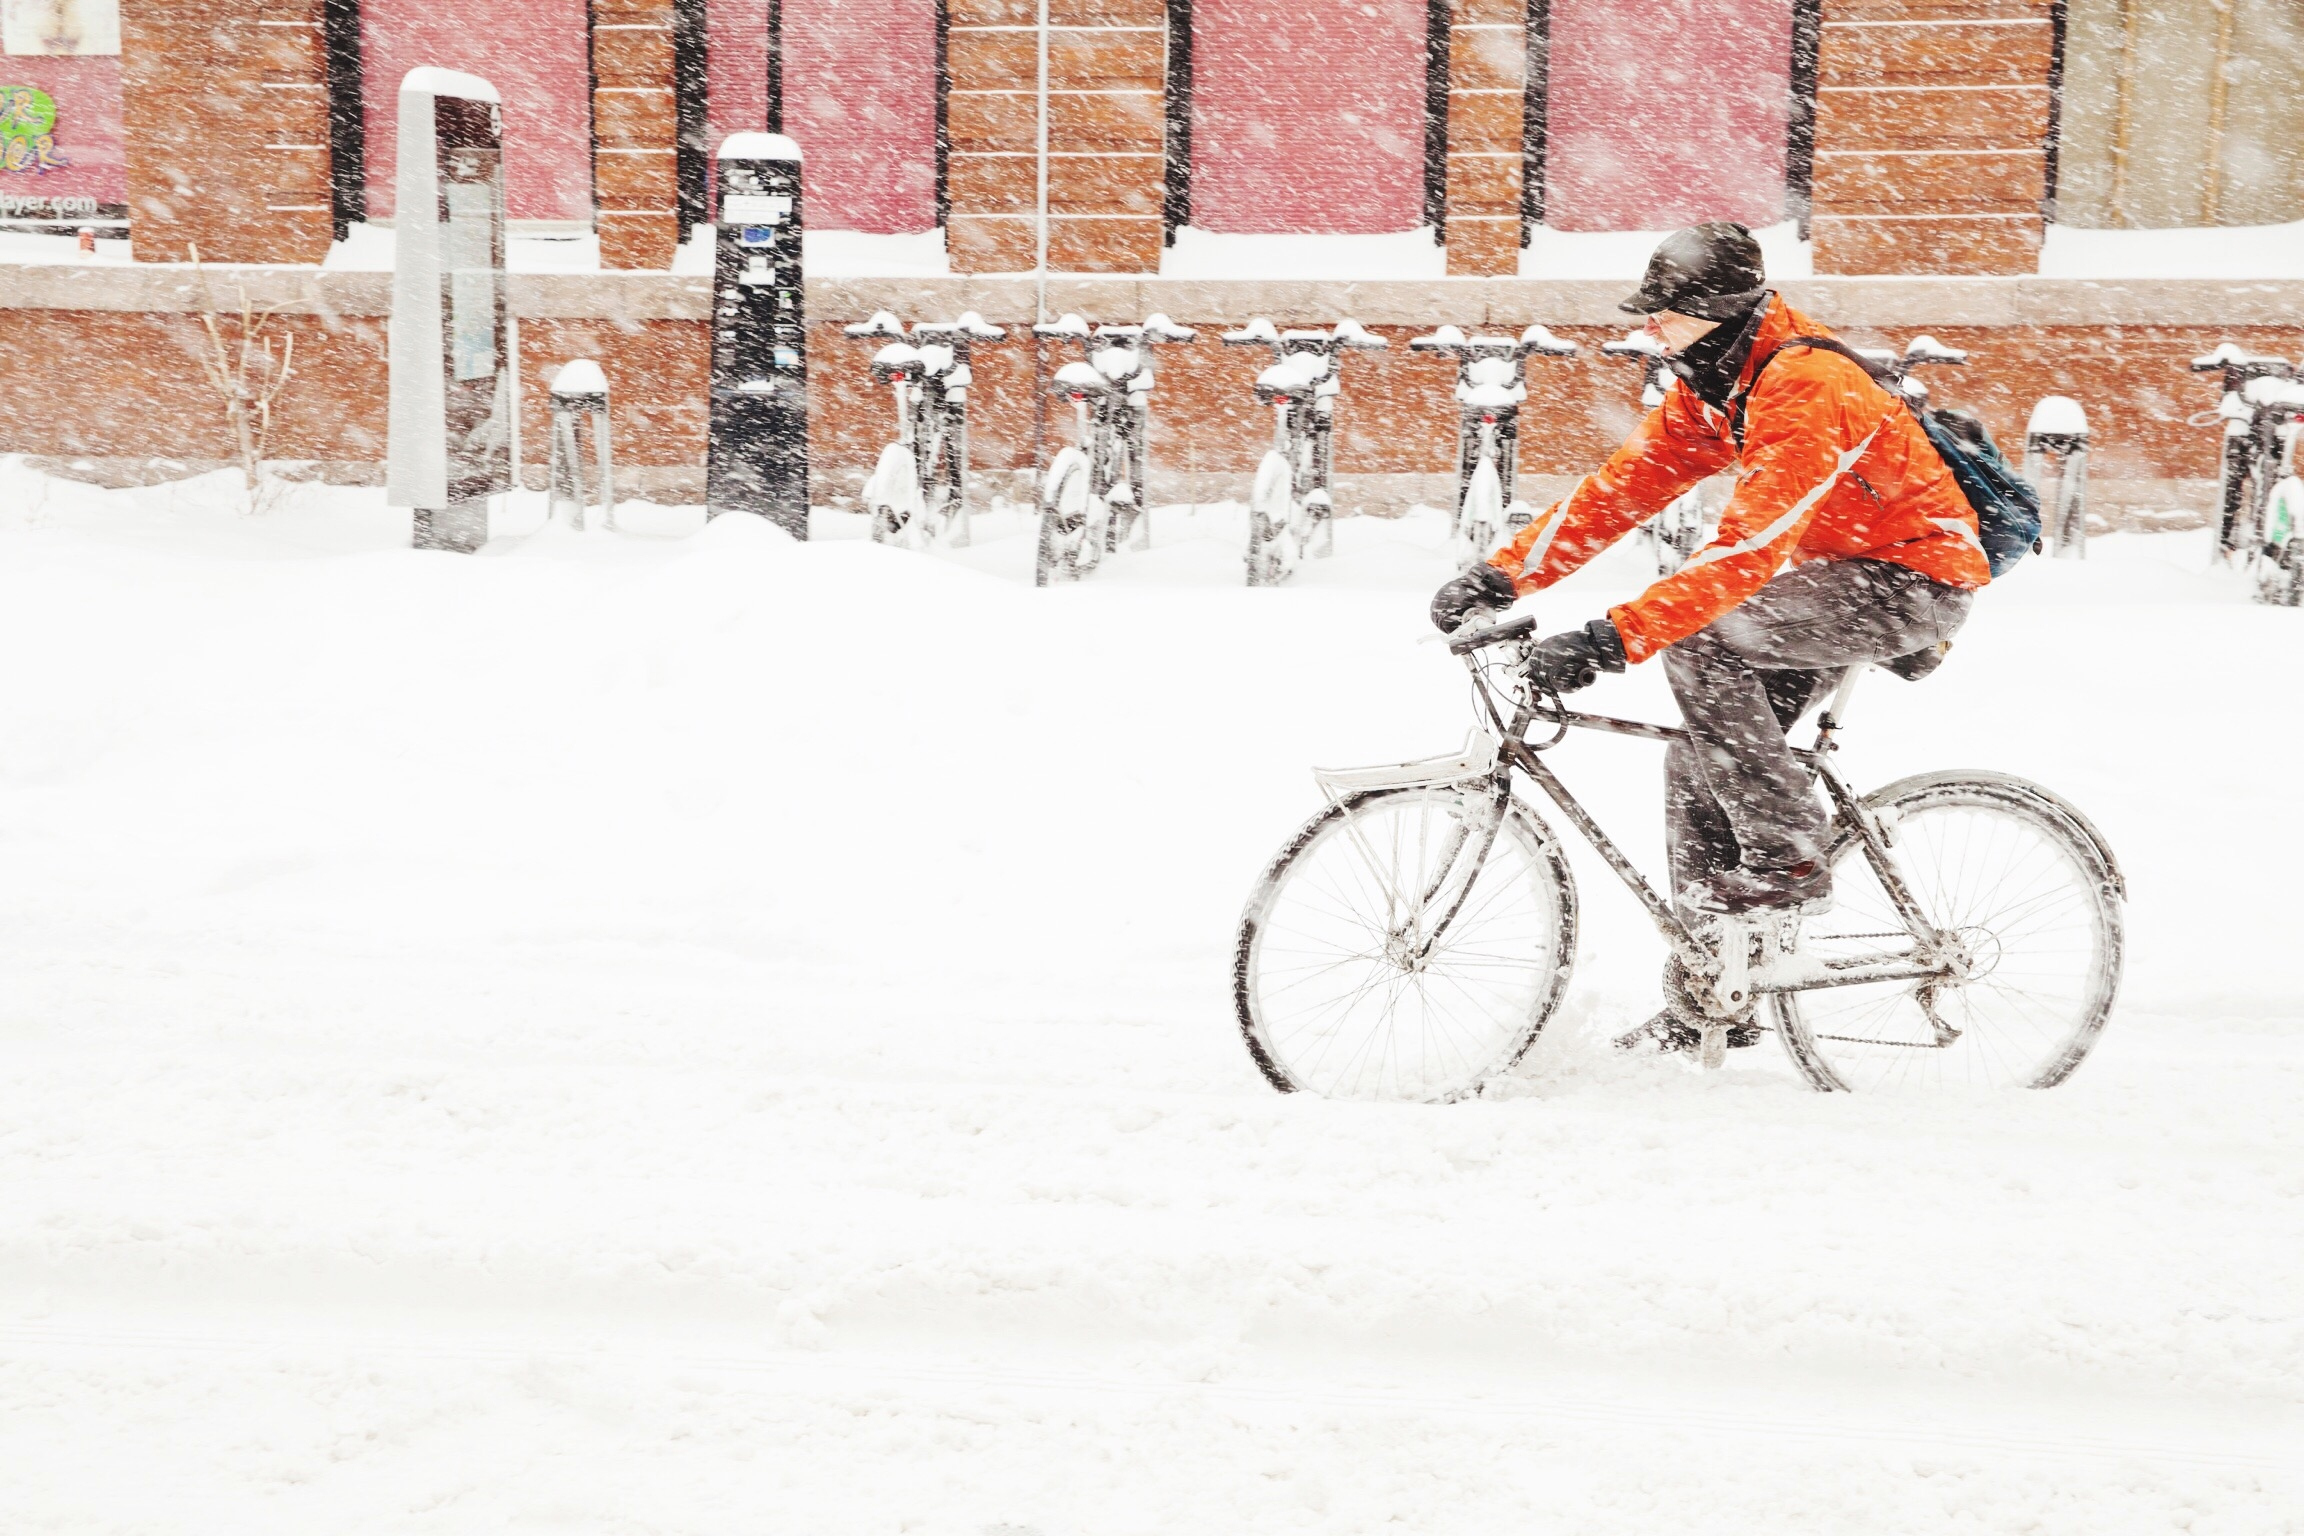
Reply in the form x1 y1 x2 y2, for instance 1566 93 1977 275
0 458 2298 1534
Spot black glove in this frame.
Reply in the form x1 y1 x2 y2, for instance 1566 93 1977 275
1430 562 1518 633
1527 619 1627 695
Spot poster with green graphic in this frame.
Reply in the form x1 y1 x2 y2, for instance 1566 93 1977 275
1 84 71 173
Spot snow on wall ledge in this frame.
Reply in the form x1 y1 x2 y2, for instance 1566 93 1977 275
2 264 2302 327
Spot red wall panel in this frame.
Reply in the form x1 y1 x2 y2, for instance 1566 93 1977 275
773 0 937 233
1191 0 1426 234
1543 0 1791 232
359 0 594 223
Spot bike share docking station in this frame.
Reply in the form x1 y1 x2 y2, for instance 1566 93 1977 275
387 69 513 554
705 135 809 538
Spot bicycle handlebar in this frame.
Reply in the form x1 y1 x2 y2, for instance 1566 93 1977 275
1445 612 1538 656
1221 317 1389 353
1412 323 1581 365
1034 311 1198 347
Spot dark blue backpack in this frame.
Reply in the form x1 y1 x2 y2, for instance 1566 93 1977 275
1735 336 2041 578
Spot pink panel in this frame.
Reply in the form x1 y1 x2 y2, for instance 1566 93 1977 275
779 0 936 233
706 0 771 146
360 0 593 222
1192 0 1426 234
0 58 124 207
1543 0 1790 231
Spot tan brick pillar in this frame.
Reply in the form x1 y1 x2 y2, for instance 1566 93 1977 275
121 0 331 263
947 0 1166 275
1443 0 1524 276
1810 0 2054 275
593 0 681 269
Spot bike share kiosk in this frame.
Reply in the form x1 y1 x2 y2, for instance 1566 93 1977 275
705 134 809 537
386 69 513 554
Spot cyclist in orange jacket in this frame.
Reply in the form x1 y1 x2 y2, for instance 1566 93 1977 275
1431 223 1985 1046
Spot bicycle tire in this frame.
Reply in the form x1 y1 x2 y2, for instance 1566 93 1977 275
1035 448 1090 586
1234 784 1578 1102
1247 450 1293 587
2217 436 2251 560
918 423 960 550
1773 772 2123 1092
863 442 920 547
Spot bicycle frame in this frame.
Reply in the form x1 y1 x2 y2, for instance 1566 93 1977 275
2189 344 2300 562
1328 623 1958 1015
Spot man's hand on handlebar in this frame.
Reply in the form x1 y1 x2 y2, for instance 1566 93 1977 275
1526 619 1627 695
1430 563 1517 633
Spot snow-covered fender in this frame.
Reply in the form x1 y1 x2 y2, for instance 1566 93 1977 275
861 441 923 521
1854 769 2126 902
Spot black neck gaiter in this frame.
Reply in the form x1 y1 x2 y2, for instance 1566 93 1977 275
1666 291 1774 412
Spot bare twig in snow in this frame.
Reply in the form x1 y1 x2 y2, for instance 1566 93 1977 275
185 244 302 513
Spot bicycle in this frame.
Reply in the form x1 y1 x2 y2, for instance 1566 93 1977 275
1410 324 1580 566
1600 329 1728 574
2023 396 2091 560
1231 613 2126 1099
1032 312 1197 586
2185 343 2304 598
842 310 1007 549
1219 317 1388 586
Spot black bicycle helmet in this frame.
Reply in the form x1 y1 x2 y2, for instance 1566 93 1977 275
1620 222 1769 319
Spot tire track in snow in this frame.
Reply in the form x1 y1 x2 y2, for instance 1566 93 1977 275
4 1317 2296 1477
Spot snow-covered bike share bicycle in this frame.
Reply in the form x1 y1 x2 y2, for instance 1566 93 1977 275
1219 317 1388 585
2186 342 2304 601
1031 312 1197 586
843 310 1008 548
1232 614 2125 1100
1411 324 1580 565
2023 396 2091 560
1601 329 1727 574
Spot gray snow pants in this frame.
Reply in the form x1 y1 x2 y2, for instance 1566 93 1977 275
1662 557 1973 897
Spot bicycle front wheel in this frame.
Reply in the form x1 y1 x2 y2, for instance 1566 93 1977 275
1774 772 2123 1092
1234 785 1577 1102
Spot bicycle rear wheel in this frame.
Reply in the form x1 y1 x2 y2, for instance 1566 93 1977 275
1035 448 1092 586
1246 450 1293 587
1458 458 1504 564
1234 784 1577 1102
1774 772 2123 1092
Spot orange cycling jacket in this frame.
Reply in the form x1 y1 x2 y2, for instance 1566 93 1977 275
1487 295 1991 665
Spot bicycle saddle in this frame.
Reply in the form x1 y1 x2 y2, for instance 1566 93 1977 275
1255 353 1327 403
1455 354 1527 409
869 342 926 384
2243 375 2304 409
911 342 958 379
1091 345 1146 383
1051 360 1112 399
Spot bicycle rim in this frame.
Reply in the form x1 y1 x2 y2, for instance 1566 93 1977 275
1774 775 2121 1091
1235 785 1576 1102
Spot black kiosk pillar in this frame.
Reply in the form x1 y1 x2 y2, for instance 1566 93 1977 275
705 134 808 538
386 68 512 553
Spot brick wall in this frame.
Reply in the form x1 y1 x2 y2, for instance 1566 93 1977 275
1444 0 1524 276
946 0 1167 274
121 0 331 264
6 293 2290 504
593 0 682 269
1811 0 2054 275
